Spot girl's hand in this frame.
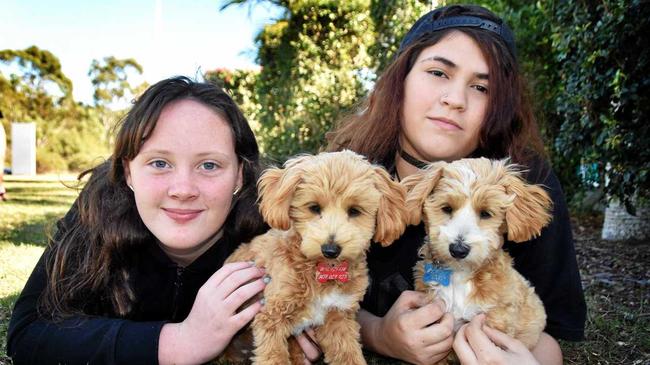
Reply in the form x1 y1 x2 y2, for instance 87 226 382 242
294 328 323 365
159 261 267 365
454 313 540 365
361 291 454 365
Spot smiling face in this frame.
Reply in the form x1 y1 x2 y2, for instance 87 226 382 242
400 31 489 162
124 98 242 263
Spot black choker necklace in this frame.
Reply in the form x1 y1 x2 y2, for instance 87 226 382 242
399 149 429 169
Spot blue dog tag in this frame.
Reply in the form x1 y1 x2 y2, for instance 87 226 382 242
423 262 452 286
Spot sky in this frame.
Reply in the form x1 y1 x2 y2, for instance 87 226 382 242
0 0 285 104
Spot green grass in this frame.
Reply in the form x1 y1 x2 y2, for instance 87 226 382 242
0 174 78 365
560 288 650 364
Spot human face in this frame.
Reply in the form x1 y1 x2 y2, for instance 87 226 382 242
400 31 489 162
124 99 242 260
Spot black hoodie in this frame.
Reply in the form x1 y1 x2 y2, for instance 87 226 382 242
7 213 241 365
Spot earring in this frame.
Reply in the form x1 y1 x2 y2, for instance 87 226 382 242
233 186 240 196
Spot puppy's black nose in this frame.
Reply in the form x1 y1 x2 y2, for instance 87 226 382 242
449 241 470 259
321 243 342 259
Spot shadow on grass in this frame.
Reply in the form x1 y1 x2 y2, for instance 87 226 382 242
6 197 76 207
6 185 79 193
6 177 80 184
2 212 61 247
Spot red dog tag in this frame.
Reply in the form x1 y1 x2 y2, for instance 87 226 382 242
316 261 349 283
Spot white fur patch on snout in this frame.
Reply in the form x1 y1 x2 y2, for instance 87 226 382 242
291 291 356 335
442 205 482 241
439 204 489 255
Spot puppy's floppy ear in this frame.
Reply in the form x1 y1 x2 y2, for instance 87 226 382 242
372 166 409 246
501 169 553 242
257 164 303 230
402 162 445 225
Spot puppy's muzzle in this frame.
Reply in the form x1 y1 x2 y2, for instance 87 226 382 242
449 237 470 259
321 242 342 259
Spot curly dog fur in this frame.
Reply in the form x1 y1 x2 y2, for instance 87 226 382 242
404 158 551 361
223 150 409 364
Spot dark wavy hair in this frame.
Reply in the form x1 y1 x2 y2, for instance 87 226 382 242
40 76 267 318
326 4 545 168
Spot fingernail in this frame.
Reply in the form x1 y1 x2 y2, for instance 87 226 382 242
263 275 271 284
260 297 266 306
248 260 256 266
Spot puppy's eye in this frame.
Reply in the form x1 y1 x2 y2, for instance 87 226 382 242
348 207 361 217
480 210 492 219
308 204 321 214
441 205 453 214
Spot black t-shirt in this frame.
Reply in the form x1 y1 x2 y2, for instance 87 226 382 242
361 162 586 341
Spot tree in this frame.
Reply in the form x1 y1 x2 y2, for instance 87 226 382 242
0 46 74 128
88 56 146 108
88 56 147 147
221 0 375 160
0 46 105 172
551 0 649 211
204 67 261 132
367 0 429 74
0 45 73 100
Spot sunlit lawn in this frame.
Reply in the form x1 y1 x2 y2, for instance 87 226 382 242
0 174 79 364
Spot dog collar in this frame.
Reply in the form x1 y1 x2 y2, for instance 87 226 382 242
316 261 349 283
423 262 452 286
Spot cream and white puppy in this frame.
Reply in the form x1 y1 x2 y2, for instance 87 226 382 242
404 158 551 352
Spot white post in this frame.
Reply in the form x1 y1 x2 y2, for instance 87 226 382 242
11 122 37 175
0 123 6 174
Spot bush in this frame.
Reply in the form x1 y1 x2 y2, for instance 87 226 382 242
552 0 649 211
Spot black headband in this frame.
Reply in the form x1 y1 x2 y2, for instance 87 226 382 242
398 14 516 58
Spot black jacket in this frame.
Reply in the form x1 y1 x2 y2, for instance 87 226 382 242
361 161 587 341
7 220 239 364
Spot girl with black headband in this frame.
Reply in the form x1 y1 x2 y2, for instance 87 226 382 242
327 4 585 365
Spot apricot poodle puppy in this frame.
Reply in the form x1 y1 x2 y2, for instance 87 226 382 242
224 150 409 365
404 158 552 358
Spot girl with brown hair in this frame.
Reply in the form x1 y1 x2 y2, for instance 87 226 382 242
327 4 585 365
7 76 271 364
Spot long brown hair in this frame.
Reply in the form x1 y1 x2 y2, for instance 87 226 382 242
40 76 267 319
326 4 544 168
